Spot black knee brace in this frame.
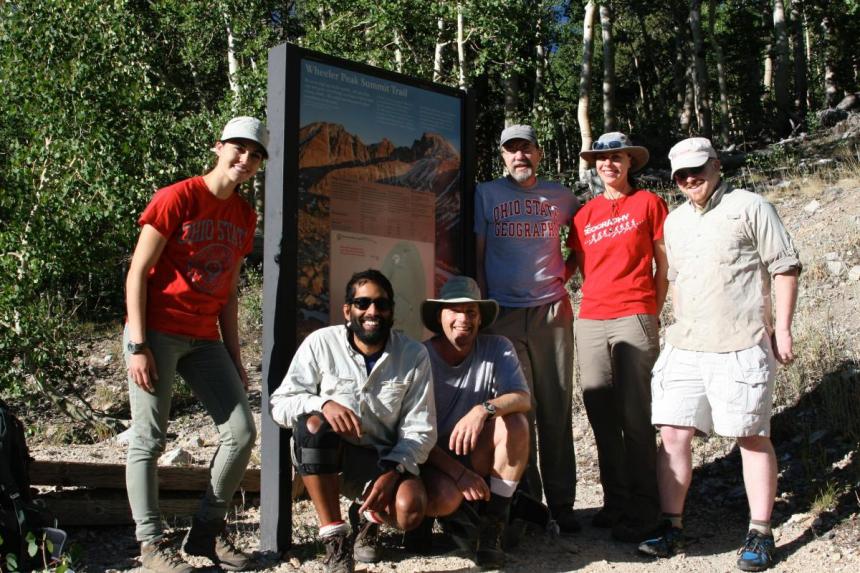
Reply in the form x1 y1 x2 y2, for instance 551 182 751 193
292 413 342 475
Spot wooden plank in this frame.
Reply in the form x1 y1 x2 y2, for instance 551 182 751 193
29 461 260 492
38 490 251 527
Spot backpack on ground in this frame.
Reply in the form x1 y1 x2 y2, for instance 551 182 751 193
0 399 57 567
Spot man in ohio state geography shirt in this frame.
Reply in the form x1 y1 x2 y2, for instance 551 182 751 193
474 124 581 534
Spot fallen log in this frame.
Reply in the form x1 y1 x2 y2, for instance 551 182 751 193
29 460 260 492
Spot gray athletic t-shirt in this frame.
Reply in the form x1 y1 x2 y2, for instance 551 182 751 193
424 334 530 442
475 176 579 307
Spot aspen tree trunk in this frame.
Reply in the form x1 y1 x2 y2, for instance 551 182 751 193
534 18 545 110
393 29 403 73
577 0 598 178
708 0 731 144
772 0 792 134
599 4 616 133
457 1 467 90
821 15 839 108
681 58 695 132
634 7 655 119
504 68 519 127
674 21 687 114
433 17 446 83
790 0 808 127
223 11 240 101
689 0 711 138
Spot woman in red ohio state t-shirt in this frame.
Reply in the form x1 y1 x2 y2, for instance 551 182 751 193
568 132 669 543
122 117 267 570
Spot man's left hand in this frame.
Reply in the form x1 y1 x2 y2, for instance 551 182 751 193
772 329 794 364
448 406 488 456
359 470 400 514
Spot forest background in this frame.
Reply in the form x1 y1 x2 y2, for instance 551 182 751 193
1 0 859 426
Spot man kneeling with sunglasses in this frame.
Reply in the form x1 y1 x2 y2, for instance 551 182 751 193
270 269 437 573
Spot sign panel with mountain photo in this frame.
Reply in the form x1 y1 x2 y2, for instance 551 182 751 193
296 56 466 342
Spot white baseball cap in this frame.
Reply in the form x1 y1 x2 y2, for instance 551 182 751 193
220 116 269 158
668 137 717 177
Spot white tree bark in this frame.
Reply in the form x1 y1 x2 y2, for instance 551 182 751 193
577 0 597 178
433 17 446 83
709 0 731 143
457 1 467 90
599 4 616 132
689 0 711 138
223 11 240 101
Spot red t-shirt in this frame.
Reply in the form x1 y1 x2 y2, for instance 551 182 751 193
139 176 256 339
567 189 668 319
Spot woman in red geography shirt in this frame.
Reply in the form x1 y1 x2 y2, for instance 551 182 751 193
568 132 669 543
123 117 267 572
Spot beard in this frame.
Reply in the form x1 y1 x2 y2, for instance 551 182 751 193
347 313 393 347
510 165 535 183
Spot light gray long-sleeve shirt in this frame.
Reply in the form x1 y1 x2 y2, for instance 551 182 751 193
269 325 436 476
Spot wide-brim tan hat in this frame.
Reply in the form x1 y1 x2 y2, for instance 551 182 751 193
421 276 499 334
579 131 650 172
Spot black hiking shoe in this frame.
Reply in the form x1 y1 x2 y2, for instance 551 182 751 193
637 523 685 558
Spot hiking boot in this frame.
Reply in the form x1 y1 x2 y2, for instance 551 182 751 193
403 517 434 554
353 520 382 563
322 531 354 573
549 504 581 534
501 517 525 550
637 523 685 558
591 506 625 528
611 517 662 543
140 538 197 573
736 530 776 572
476 514 506 570
348 502 383 563
183 517 251 571
439 501 480 553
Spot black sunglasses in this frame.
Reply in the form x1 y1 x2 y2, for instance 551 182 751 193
673 163 709 180
349 297 394 311
591 140 623 150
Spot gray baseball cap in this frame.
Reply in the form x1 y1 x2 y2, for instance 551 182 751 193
500 124 538 147
220 116 269 158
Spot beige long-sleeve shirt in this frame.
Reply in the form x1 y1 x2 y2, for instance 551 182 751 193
269 325 436 476
664 182 801 352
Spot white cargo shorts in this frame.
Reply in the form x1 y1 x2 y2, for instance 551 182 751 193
651 337 776 437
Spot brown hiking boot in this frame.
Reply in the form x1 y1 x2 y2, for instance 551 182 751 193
183 518 251 571
140 539 197 573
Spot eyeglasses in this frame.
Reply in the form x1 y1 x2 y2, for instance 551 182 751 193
673 163 709 180
591 140 623 150
349 297 394 311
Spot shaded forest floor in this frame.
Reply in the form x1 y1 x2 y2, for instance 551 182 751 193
23 121 860 572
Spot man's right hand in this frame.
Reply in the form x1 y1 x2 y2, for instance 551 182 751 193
322 400 362 438
128 349 158 393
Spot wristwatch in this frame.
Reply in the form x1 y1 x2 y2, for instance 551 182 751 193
482 401 497 418
127 340 148 355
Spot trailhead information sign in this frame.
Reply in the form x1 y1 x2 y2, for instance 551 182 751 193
261 44 473 552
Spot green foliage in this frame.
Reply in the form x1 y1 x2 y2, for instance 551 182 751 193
0 0 285 418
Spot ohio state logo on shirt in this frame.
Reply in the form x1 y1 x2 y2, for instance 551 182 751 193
186 243 235 294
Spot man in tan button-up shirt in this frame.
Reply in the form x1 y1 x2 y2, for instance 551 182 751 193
638 138 800 573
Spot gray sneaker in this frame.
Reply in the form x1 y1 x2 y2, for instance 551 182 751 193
353 520 382 563
183 517 252 571
140 539 197 573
